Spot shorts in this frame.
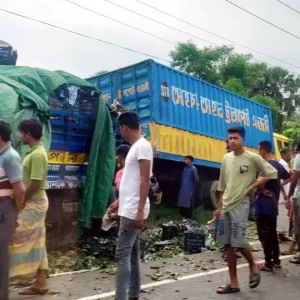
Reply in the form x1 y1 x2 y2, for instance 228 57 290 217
217 198 250 248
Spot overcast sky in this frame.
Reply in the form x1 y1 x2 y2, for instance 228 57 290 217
1 0 300 79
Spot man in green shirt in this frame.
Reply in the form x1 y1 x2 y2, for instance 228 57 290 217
10 119 49 295
214 126 277 294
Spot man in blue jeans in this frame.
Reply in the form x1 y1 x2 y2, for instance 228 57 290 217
114 111 153 300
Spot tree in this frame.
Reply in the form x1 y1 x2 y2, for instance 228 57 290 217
220 54 251 87
222 78 247 97
93 70 109 76
170 41 234 84
251 94 284 133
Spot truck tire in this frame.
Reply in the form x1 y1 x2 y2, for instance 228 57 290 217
201 180 218 210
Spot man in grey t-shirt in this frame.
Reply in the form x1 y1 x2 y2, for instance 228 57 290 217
0 120 24 300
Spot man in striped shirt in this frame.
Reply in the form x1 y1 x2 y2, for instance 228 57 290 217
0 120 24 300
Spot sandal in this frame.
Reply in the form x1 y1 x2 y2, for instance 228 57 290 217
19 286 49 295
249 269 261 289
216 284 240 294
258 263 273 272
281 250 296 256
290 253 300 264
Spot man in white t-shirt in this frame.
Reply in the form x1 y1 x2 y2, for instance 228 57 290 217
278 148 292 241
114 111 153 300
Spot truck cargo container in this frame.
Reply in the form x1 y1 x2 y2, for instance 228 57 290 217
88 59 275 208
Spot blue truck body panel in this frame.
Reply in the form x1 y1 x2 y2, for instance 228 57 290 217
88 59 273 157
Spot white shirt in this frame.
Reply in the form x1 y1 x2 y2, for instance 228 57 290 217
119 138 153 220
279 158 290 203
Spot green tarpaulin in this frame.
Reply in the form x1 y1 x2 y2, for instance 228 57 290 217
0 66 115 227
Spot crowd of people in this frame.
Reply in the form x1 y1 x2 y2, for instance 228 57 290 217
0 118 48 298
2 111 300 299
213 126 300 294
174 126 300 294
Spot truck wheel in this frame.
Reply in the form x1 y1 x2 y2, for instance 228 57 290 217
201 180 218 210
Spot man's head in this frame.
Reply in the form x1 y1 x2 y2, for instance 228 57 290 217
184 155 194 166
258 140 272 159
225 139 231 153
18 118 43 145
280 147 292 163
116 144 130 167
118 111 140 142
0 120 11 147
227 126 245 151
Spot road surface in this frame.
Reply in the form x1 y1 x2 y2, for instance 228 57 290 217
10 242 300 300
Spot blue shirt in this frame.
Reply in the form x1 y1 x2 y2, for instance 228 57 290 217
177 164 199 208
0 142 22 197
255 160 290 217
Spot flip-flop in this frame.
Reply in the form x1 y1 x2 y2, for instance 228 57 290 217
19 286 48 295
281 250 296 256
258 263 273 272
249 270 261 289
216 284 240 294
289 256 300 264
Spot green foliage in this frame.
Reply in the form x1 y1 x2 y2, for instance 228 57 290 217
282 121 300 147
93 70 109 76
251 94 284 132
222 78 247 97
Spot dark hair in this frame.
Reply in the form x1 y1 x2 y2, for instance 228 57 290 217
118 111 139 130
259 140 272 153
185 155 194 162
295 142 300 152
18 118 43 140
228 126 245 139
280 147 291 156
116 144 130 159
0 120 11 142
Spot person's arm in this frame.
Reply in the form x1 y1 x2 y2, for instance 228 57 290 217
214 158 226 218
248 155 277 191
288 171 300 198
192 167 199 184
24 153 46 203
280 167 290 200
4 155 24 211
135 159 151 227
288 155 300 200
12 182 25 211
135 143 152 228
108 199 119 212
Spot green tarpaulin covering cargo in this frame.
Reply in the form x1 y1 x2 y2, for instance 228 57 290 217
0 65 115 228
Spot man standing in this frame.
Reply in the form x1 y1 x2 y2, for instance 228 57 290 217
177 155 199 219
115 111 153 300
10 119 49 295
256 141 290 271
0 120 24 300
278 148 292 241
215 126 277 294
287 148 300 264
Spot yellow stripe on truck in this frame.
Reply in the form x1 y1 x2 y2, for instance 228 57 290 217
148 122 257 164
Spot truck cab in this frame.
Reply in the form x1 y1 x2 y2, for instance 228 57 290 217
273 133 290 160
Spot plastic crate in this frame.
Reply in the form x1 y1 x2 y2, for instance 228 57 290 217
161 225 178 241
184 231 205 254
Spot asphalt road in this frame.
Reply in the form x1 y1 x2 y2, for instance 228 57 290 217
10 242 300 300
